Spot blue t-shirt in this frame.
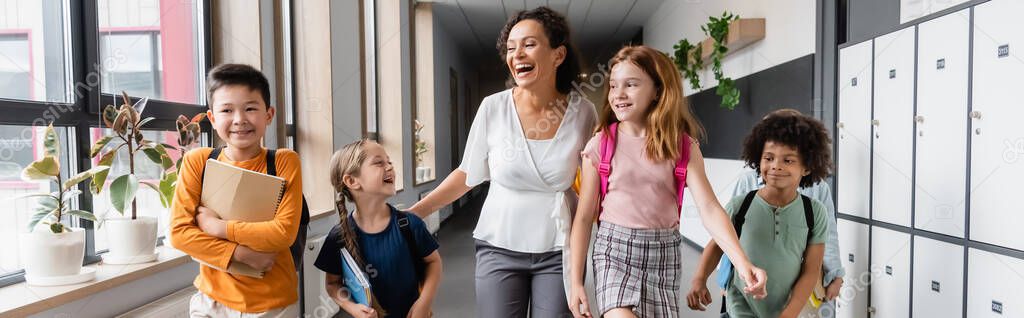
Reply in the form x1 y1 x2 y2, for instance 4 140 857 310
314 206 439 318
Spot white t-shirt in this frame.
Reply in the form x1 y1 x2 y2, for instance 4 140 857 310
459 88 597 253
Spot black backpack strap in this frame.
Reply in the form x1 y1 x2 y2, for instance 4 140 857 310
264 148 310 270
733 190 758 237
200 147 222 180
265 149 277 176
722 190 758 314
396 212 426 282
802 195 814 241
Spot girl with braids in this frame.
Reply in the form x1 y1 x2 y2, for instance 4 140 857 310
314 140 442 318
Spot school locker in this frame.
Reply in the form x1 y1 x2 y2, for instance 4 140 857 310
870 227 911 317
837 40 874 219
912 236 964 317
970 0 1024 252
872 26 916 228
836 219 870 318
967 248 1024 317
914 9 969 238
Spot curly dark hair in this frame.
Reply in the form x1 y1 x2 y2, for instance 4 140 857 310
496 6 580 94
741 111 833 188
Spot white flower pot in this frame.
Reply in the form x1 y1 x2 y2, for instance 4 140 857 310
416 166 432 183
102 216 158 264
20 227 95 286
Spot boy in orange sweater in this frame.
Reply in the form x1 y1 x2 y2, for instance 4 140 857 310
169 64 303 317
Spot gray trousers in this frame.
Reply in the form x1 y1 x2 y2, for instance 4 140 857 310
475 240 572 318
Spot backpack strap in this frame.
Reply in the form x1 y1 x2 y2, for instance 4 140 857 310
266 149 277 176
596 122 619 223
802 194 814 241
396 212 427 283
722 190 758 313
674 134 691 216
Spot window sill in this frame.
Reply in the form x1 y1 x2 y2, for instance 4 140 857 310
0 211 335 317
0 246 190 317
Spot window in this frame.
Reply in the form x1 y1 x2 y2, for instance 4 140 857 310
1 125 75 278
0 0 71 102
0 0 211 288
98 0 205 104
363 0 378 138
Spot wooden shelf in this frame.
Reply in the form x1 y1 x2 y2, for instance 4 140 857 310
698 18 766 63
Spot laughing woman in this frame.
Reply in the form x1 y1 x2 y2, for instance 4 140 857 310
409 6 595 318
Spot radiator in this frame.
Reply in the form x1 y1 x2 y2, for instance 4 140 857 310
303 235 341 318
116 286 195 317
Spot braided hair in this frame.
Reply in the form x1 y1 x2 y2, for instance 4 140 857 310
329 139 385 314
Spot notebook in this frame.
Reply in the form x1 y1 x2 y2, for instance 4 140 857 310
192 158 287 278
340 247 372 306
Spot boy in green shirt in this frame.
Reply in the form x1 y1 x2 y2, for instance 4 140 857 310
687 111 833 318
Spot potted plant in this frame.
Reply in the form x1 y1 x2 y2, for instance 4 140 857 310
15 124 109 286
414 120 431 183
150 112 206 209
89 92 173 264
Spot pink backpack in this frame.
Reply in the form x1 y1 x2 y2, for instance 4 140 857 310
597 122 691 221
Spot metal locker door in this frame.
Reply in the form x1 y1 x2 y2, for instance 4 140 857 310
870 227 911 317
837 40 874 219
967 248 1024 317
971 0 1024 252
872 26 916 228
836 219 870 318
915 9 970 238
911 236 964 317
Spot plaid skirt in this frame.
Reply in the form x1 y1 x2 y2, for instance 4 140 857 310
594 221 682 317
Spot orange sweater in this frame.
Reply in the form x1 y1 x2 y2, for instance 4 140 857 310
169 147 303 313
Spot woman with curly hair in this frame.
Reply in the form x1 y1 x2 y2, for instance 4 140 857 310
409 6 595 318
688 110 834 318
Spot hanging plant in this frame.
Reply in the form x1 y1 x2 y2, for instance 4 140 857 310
670 11 741 110
672 39 702 91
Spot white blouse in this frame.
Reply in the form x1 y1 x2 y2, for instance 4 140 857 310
459 89 597 253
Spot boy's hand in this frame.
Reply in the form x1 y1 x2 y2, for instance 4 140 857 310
736 263 768 299
407 298 431 318
196 206 227 239
232 244 276 272
686 279 713 311
342 303 378 318
826 277 844 300
568 283 591 317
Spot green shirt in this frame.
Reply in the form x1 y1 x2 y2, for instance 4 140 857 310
724 192 828 318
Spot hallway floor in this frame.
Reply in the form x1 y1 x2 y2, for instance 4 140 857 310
433 190 724 317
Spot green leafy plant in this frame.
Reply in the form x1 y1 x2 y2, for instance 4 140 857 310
413 119 428 164
669 11 741 110
90 92 173 219
146 112 207 208
672 39 702 91
703 12 741 109
16 124 109 233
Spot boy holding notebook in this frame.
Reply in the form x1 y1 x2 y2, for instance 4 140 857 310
169 63 303 317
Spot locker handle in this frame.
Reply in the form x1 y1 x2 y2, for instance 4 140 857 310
970 110 982 119
872 119 880 126
837 122 845 129
915 116 924 123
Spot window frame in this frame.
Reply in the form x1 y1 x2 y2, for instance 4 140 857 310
0 0 213 288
